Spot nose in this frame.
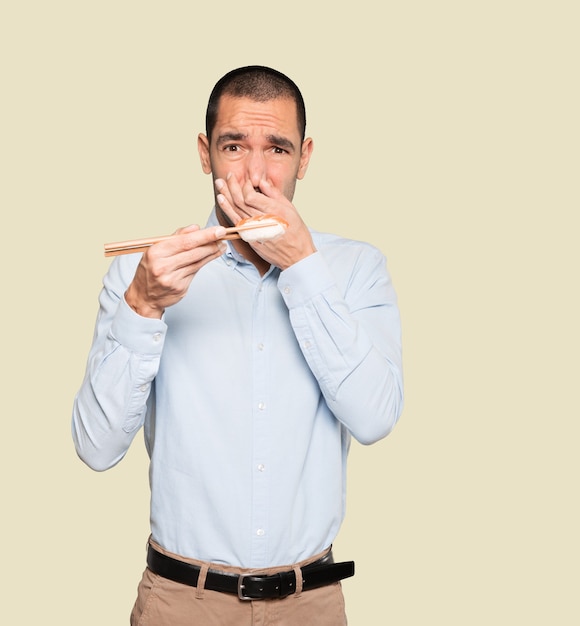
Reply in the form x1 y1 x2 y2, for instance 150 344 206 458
246 150 266 189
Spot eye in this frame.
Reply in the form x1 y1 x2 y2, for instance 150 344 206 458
272 146 287 154
224 145 239 152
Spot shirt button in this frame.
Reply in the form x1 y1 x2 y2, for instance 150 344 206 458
139 384 148 392
256 529 265 537
303 340 312 349
258 402 266 411
152 333 162 342
283 286 291 295
257 343 265 351
257 464 265 472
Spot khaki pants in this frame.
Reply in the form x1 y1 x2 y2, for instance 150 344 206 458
130 539 348 626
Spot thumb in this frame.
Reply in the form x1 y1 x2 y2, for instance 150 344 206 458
173 224 201 235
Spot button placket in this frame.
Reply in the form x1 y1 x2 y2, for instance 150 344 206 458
250 279 270 565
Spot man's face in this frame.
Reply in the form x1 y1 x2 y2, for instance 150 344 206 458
198 95 312 209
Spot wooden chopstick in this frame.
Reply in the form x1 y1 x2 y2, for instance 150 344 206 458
104 222 270 257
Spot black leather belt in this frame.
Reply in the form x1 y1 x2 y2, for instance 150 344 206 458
147 544 355 600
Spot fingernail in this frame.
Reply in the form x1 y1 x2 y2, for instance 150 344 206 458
215 178 224 190
217 194 225 205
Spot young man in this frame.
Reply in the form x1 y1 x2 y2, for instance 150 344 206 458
73 66 403 625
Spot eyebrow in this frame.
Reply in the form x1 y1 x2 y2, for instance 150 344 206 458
215 132 246 146
215 132 296 152
266 135 295 151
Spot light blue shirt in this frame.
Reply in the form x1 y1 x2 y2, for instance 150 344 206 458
72 210 403 568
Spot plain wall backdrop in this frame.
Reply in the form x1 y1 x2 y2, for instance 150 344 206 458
1 1 578 624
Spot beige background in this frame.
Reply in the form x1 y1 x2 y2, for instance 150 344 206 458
1 1 578 624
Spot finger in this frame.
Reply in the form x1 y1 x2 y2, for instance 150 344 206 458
241 180 271 211
256 177 284 200
154 236 227 281
216 188 244 226
189 241 226 271
173 223 201 235
215 177 250 224
223 173 250 214
151 225 226 260
174 240 227 279
214 177 234 207
179 225 227 253
146 240 226 311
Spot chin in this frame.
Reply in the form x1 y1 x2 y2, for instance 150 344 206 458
216 206 236 228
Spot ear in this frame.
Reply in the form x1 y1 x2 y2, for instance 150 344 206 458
297 138 314 180
197 133 212 174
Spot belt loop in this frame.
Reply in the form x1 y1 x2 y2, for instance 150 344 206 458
195 563 209 600
293 565 303 599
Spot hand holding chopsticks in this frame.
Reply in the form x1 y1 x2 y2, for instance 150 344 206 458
104 220 279 257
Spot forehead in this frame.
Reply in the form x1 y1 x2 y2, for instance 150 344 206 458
212 95 300 140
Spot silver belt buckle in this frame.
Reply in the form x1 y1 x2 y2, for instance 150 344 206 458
238 575 252 601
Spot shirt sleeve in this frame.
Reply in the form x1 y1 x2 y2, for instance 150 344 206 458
278 247 404 445
71 257 167 471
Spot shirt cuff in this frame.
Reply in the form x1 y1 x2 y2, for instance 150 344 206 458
278 252 336 308
110 297 167 354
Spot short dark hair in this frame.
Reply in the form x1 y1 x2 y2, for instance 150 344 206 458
205 65 306 142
